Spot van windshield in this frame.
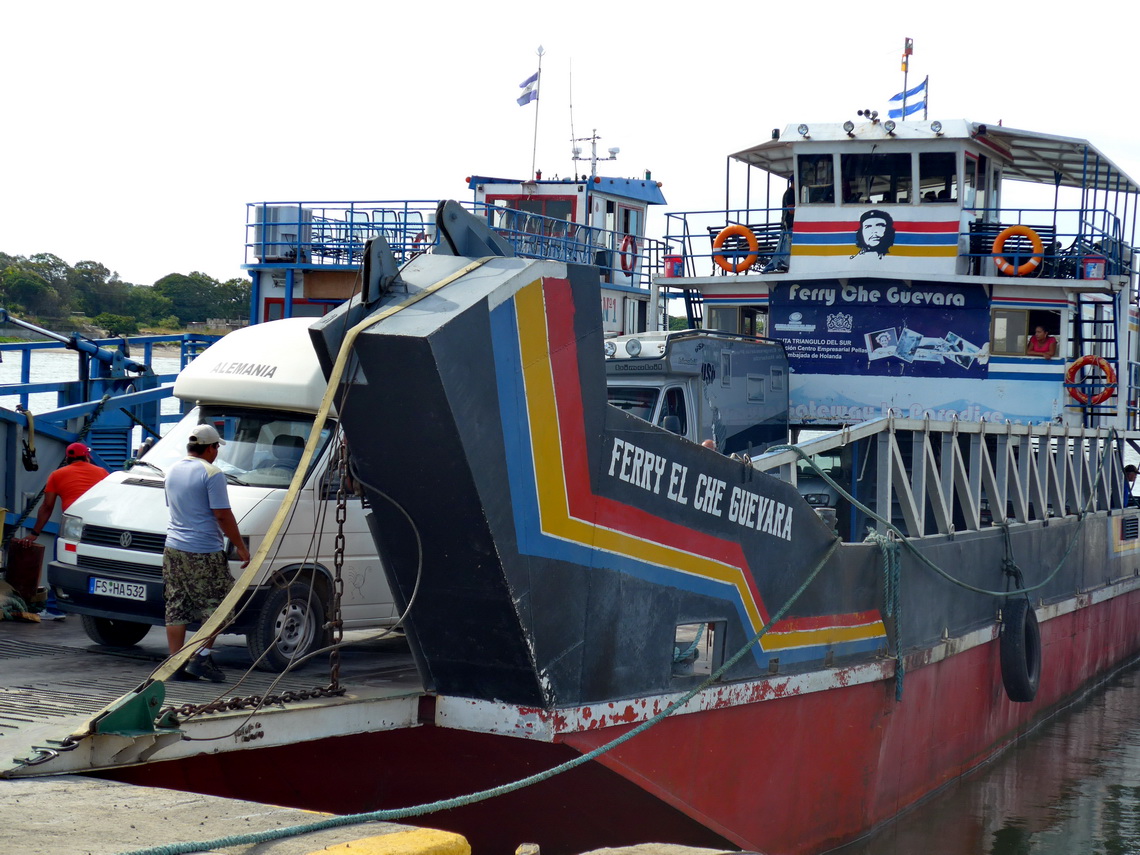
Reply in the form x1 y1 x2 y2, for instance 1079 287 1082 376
608 386 660 422
141 406 333 488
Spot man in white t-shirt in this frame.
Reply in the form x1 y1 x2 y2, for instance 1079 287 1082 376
163 423 250 682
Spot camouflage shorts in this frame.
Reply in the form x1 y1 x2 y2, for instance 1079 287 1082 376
162 547 233 626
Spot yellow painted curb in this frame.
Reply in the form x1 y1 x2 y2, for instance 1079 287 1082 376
310 827 471 855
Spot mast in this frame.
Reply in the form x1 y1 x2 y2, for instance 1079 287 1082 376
529 46 544 179
901 37 913 120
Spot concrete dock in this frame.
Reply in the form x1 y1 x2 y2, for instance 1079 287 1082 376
4 774 469 854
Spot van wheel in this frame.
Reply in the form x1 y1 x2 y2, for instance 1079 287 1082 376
81 615 151 647
247 582 327 672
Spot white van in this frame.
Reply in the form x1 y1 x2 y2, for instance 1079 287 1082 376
49 318 395 670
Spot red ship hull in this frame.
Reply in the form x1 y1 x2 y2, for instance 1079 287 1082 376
102 586 1140 854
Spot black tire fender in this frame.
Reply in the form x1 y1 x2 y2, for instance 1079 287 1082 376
81 614 152 647
1000 597 1041 703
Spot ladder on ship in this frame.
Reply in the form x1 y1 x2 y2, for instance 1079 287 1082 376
1071 291 1121 426
682 286 704 329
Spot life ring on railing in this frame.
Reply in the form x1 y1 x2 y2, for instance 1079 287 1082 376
713 225 759 274
1065 354 1117 405
412 232 429 251
992 225 1044 276
1000 597 1041 703
619 234 638 273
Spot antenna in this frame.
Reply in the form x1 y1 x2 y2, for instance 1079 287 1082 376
571 130 618 181
568 59 578 178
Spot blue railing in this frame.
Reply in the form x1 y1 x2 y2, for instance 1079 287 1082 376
0 333 218 470
245 200 669 287
662 205 1135 281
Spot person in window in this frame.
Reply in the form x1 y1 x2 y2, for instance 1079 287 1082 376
1025 326 1057 359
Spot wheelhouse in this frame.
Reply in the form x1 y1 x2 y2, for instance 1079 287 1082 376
660 118 1140 430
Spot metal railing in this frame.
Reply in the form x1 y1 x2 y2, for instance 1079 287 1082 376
245 201 669 287
755 417 1127 542
662 205 1136 282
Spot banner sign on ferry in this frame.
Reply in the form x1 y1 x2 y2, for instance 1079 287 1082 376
769 279 990 379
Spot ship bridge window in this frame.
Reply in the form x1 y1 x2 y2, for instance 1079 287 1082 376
841 153 912 205
798 154 835 204
919 152 958 202
490 197 574 233
991 309 1062 357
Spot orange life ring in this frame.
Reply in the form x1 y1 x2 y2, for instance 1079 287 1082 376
1065 354 1117 405
620 234 638 273
713 225 760 274
992 225 1044 276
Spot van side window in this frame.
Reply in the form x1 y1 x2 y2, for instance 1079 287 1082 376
657 387 688 436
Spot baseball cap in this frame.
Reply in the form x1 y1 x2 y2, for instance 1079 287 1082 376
66 442 91 459
189 424 225 446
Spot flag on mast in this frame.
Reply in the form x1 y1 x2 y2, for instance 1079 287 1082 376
889 76 927 119
517 71 539 106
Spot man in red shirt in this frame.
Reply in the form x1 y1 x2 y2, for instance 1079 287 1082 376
16 442 109 618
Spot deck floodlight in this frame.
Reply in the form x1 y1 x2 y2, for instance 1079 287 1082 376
843 121 855 136
625 338 642 357
884 120 897 134
930 120 943 135
604 340 617 358
797 124 810 137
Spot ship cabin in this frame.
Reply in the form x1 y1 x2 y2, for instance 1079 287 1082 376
658 118 1140 432
470 171 666 335
242 172 667 337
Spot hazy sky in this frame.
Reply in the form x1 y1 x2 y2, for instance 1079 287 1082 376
3 0 1137 286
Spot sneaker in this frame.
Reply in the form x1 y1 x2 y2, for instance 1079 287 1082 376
39 610 67 621
185 655 226 683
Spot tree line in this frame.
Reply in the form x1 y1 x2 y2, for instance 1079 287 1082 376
0 252 250 334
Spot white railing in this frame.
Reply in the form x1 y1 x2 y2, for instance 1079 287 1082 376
755 417 1127 540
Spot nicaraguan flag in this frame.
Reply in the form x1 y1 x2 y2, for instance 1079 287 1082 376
888 100 925 119
890 77 927 103
518 71 539 106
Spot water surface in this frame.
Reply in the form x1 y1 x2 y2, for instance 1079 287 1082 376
840 663 1140 854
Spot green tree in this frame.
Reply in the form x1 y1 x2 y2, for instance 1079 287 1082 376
215 277 251 319
153 272 250 323
1 266 61 315
69 260 131 316
152 272 217 323
125 286 174 325
92 312 139 335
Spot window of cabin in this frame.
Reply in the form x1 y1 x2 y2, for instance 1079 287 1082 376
991 308 1062 356
919 152 958 203
840 153 912 204
973 154 991 217
798 154 835 204
621 205 642 238
705 307 763 336
488 196 574 234
657 386 688 436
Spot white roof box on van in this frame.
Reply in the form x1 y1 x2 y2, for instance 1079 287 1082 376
174 317 329 413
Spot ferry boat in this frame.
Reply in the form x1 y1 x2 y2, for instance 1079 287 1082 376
3 116 1140 855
